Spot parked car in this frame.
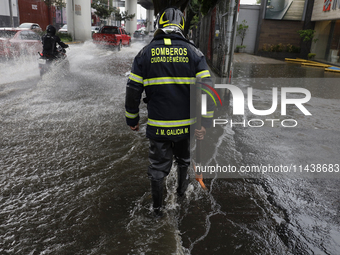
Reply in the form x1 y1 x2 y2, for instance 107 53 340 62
58 24 68 34
92 26 131 50
0 29 17 57
0 29 42 58
18 23 42 33
133 30 145 39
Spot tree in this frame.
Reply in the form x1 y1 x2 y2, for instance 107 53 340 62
43 0 65 9
198 0 219 15
184 0 200 36
115 10 136 22
91 1 135 22
237 20 249 47
91 0 115 20
298 29 318 54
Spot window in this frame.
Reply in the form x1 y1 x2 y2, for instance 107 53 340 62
265 0 306 20
102 27 119 34
0 30 17 39
20 31 40 40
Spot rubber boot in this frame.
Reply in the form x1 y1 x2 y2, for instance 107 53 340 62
151 179 163 218
177 166 189 197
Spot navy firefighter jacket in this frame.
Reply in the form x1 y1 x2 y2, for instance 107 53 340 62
125 33 215 141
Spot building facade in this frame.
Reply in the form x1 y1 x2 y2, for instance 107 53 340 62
235 4 261 54
255 0 315 59
311 0 340 64
18 0 53 30
0 0 19 27
0 0 67 30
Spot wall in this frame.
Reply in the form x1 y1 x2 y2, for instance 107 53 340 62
312 0 340 21
67 0 92 41
18 0 51 30
196 0 238 77
0 0 19 27
310 0 340 62
125 0 137 34
235 4 260 54
311 20 332 59
330 20 340 49
257 19 304 51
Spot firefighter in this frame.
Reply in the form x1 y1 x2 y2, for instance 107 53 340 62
125 7 214 218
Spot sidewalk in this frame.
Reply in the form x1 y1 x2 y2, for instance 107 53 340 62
207 53 285 83
65 41 83 45
233 53 284 64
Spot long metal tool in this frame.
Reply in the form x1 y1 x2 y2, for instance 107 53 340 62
193 78 208 191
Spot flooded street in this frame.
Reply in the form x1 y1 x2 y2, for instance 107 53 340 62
1 41 339 254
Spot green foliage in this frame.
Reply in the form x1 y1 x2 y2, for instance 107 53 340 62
298 29 318 43
262 43 300 53
298 29 318 54
199 0 219 15
190 15 200 28
237 20 249 46
91 1 115 19
308 53 316 59
117 11 136 22
235 45 246 53
187 0 200 29
285 44 301 53
43 0 66 9
91 1 135 21
56 32 73 42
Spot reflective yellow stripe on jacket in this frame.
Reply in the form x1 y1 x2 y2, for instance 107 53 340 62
196 70 211 79
129 73 143 85
144 77 196 86
147 118 196 127
125 111 139 119
202 111 214 118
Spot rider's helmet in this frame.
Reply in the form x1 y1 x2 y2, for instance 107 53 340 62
154 7 185 37
46 25 56 35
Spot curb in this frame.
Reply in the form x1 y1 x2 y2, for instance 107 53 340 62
65 41 84 45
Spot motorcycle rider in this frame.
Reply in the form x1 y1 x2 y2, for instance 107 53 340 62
41 25 68 58
125 7 214 217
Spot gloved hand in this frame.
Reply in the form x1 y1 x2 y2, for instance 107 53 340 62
195 126 206 140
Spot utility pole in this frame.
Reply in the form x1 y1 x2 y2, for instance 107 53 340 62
9 0 14 27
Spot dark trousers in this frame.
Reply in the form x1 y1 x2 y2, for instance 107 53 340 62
147 138 190 181
148 138 191 215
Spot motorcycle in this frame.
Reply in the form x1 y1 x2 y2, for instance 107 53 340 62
38 45 69 76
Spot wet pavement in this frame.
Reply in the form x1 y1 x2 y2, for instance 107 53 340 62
233 53 284 64
0 41 339 254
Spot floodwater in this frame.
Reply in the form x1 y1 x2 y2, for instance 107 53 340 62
0 41 339 254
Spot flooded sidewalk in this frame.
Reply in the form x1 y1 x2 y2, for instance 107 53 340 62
233 52 285 64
